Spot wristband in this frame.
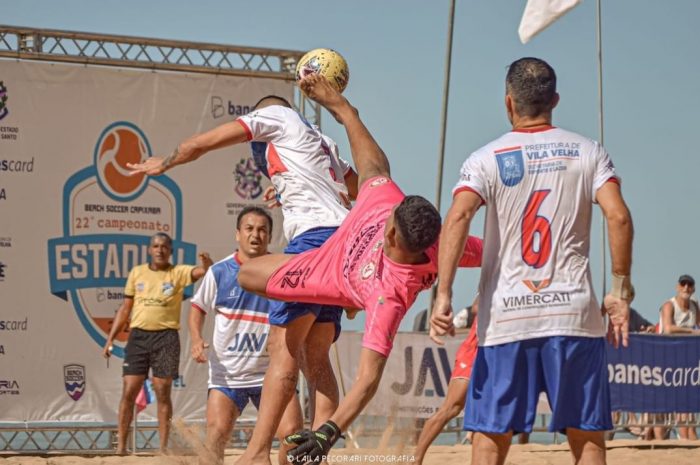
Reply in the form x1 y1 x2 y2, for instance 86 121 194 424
610 273 633 301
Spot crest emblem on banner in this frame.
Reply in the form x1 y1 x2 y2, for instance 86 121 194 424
495 148 524 187
234 157 263 199
47 122 197 358
64 364 86 401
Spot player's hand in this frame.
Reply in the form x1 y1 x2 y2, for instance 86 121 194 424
199 252 213 270
102 340 113 359
603 294 630 348
127 157 167 176
299 75 347 122
191 339 209 363
284 421 341 464
263 185 281 209
430 294 455 345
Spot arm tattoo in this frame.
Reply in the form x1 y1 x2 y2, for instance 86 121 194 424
163 146 180 169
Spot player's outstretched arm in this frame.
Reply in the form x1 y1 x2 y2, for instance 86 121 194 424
127 121 250 176
596 181 634 347
432 190 482 344
300 74 390 188
191 252 213 281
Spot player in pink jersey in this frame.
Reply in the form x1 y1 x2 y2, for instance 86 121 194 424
432 57 634 465
233 74 483 465
126 94 359 461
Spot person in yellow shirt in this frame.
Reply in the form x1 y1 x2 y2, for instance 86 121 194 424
103 232 212 454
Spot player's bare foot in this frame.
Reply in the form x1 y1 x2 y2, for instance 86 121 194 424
115 448 128 456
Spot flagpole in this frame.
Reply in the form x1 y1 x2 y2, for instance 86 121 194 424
429 0 457 315
596 0 607 295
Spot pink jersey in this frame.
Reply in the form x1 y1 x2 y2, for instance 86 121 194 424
266 176 483 357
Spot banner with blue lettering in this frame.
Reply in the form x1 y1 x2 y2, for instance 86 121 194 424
0 59 291 423
607 334 700 413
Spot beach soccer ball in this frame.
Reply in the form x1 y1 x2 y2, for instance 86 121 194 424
295 48 350 93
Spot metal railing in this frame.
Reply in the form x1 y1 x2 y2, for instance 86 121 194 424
0 24 321 125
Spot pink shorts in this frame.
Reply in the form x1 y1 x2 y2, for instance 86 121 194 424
265 245 354 309
452 320 478 380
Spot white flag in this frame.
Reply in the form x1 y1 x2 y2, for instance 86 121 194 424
518 0 582 44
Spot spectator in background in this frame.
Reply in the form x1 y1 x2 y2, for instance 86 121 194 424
659 274 699 440
659 275 700 335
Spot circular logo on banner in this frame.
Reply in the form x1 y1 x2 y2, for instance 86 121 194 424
94 122 151 201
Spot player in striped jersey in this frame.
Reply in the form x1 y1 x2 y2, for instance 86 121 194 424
189 207 301 465
432 57 634 465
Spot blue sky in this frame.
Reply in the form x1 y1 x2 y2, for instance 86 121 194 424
5 0 699 330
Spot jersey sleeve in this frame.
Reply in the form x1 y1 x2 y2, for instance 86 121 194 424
237 106 286 143
361 293 406 358
175 265 195 287
453 152 489 203
592 143 620 199
191 268 217 314
356 176 405 210
124 267 137 297
458 236 483 267
338 155 352 177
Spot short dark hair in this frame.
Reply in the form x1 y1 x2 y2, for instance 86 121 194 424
506 57 557 117
253 95 292 110
151 232 172 247
237 206 273 234
394 196 441 253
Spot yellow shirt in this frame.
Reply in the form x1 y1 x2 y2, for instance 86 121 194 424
124 263 195 330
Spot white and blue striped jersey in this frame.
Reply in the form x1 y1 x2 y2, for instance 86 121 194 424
191 253 273 388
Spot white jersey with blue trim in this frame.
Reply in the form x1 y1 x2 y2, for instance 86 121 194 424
191 254 273 389
237 105 351 241
453 126 618 346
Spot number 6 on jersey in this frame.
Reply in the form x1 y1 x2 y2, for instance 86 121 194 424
521 189 552 268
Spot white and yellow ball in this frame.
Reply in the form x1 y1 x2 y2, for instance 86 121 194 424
295 48 350 93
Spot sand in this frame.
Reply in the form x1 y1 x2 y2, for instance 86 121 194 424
1 441 699 465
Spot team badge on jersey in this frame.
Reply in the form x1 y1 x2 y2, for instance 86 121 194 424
369 177 390 188
495 147 524 187
361 262 376 280
162 282 174 296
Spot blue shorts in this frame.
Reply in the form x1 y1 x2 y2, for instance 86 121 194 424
210 386 262 414
269 226 342 342
464 336 612 434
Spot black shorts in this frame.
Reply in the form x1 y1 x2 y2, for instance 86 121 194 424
123 328 180 378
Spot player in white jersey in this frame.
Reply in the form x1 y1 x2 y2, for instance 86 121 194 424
431 58 634 465
189 206 302 465
128 97 358 462
241 102 354 241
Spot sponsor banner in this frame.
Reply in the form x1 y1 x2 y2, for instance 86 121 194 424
608 334 700 413
333 332 464 419
0 59 290 422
